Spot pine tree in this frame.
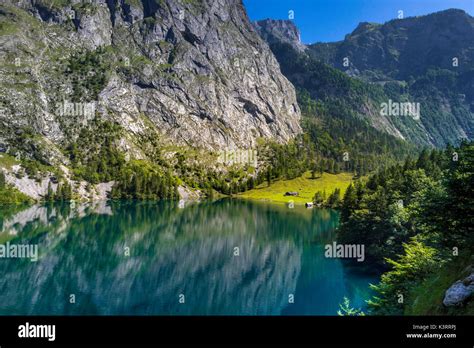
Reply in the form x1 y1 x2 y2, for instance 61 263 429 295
46 182 54 201
355 181 365 204
248 177 255 190
313 191 324 205
240 180 248 192
311 161 317 179
0 171 5 188
341 184 357 221
161 183 168 200
55 184 63 201
416 148 430 170
62 182 73 201
173 185 179 200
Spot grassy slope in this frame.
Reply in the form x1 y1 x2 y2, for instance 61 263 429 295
0 153 19 170
238 171 354 204
0 187 32 205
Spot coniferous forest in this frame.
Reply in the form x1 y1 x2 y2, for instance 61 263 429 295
338 141 473 314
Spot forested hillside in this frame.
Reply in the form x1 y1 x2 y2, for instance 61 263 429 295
308 9 474 147
337 141 473 314
252 35 417 173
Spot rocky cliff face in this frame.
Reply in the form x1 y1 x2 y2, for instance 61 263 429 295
0 0 301 159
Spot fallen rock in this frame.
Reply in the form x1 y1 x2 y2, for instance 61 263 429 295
443 273 474 307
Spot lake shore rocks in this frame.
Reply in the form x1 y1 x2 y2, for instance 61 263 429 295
443 272 474 307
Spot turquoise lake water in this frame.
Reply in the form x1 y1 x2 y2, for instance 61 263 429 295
0 200 377 315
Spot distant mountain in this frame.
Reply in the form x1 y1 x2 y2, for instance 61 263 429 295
253 19 306 53
253 20 416 170
309 9 474 81
255 10 474 147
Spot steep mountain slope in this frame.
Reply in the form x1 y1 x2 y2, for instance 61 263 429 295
252 20 416 175
253 20 420 142
309 9 474 81
0 0 301 158
0 0 304 200
307 9 474 147
255 10 474 147
253 18 306 53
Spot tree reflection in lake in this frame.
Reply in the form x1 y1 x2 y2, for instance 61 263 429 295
0 200 376 315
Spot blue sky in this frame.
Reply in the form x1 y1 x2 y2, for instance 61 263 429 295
243 0 474 44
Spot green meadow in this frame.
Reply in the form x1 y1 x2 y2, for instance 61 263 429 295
237 171 354 205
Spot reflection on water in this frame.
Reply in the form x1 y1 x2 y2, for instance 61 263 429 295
0 200 377 315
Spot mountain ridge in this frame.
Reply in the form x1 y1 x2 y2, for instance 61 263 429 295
254 9 474 147
309 8 474 80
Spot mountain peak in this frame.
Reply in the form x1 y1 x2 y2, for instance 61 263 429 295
430 8 469 16
304 7 474 147
253 19 307 52
348 9 472 37
350 21 381 36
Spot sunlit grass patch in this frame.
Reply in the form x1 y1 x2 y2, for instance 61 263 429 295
0 153 20 170
238 171 354 204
